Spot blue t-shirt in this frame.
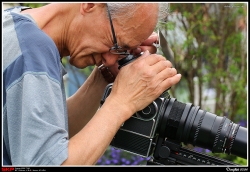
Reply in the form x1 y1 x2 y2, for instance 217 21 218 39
3 6 69 165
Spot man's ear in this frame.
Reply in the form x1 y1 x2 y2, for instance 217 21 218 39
80 3 105 14
80 3 95 14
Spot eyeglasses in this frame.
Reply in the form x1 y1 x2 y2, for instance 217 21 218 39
107 4 129 55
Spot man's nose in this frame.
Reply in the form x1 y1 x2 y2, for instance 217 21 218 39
101 53 120 67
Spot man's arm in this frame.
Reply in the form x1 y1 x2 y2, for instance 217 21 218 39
67 66 108 138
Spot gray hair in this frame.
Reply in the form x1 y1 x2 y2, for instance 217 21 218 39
106 3 171 24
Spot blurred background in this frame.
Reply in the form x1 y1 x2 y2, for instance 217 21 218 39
2 2 248 165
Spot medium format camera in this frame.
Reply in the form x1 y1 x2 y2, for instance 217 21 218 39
99 54 247 164
100 83 171 157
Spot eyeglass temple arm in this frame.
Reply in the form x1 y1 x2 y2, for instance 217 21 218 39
106 5 118 48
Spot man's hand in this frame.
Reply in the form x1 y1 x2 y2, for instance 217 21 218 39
108 50 182 121
106 32 159 81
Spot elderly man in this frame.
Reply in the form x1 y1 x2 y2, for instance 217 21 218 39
3 3 181 165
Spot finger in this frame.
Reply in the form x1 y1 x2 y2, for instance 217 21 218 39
130 46 156 56
130 45 157 56
139 45 157 54
152 72 181 94
143 54 172 66
147 61 177 78
130 47 142 55
161 73 182 90
161 67 178 78
144 71 181 100
150 60 174 75
140 32 158 46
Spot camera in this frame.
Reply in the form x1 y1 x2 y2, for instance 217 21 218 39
99 54 247 165
101 83 170 157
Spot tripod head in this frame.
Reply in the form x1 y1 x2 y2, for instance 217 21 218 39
148 139 237 165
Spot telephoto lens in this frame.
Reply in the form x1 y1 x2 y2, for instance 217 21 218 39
161 99 247 159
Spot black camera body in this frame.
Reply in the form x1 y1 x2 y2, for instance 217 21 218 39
100 84 170 157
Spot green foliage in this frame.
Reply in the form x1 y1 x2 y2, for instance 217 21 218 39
169 2 247 116
167 3 247 165
234 157 248 166
21 3 48 8
166 21 175 30
208 152 247 165
81 66 95 77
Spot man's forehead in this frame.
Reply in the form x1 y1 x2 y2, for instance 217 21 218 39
116 4 159 49
120 26 153 49
119 35 144 51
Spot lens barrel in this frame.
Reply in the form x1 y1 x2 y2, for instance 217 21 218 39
162 98 247 159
